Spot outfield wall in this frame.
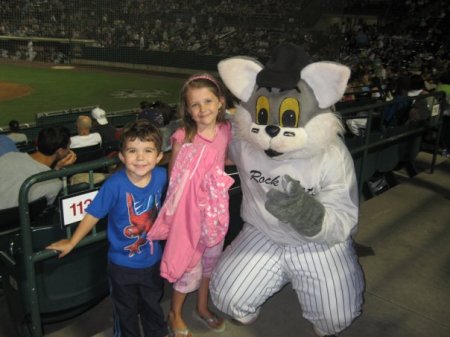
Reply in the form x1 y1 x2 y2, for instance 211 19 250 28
1 37 269 75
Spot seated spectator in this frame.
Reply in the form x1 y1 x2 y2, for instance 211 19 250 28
0 134 19 156
408 74 431 123
383 76 412 126
91 106 118 144
70 115 102 149
7 119 28 144
138 100 165 127
0 125 77 210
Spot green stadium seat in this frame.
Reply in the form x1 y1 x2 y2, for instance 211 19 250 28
72 144 104 164
3 222 109 328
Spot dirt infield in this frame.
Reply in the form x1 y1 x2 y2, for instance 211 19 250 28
0 81 33 101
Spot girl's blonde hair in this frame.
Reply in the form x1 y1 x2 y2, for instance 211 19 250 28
178 73 227 143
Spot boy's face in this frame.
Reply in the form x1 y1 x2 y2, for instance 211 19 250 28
119 138 163 184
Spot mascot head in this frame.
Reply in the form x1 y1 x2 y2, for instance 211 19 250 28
218 43 350 160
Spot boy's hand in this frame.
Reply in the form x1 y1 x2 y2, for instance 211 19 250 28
46 239 75 258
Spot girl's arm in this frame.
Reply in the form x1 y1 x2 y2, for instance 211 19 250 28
168 141 182 176
46 213 99 258
225 157 234 166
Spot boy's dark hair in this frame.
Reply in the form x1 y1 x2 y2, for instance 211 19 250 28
9 120 20 132
119 119 163 153
36 125 71 156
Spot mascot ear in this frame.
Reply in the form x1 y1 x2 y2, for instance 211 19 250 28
218 57 263 102
301 62 350 109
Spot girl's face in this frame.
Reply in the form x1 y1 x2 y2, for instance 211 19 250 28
119 138 163 185
186 87 223 130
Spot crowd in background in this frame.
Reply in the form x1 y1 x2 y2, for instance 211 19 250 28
0 0 449 148
0 0 448 69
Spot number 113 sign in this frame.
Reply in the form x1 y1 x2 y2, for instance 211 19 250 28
59 189 99 227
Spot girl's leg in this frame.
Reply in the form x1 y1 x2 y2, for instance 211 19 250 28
196 276 224 329
196 276 210 316
168 289 189 334
170 264 202 337
194 241 225 329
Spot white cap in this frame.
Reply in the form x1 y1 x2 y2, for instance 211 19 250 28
91 107 108 125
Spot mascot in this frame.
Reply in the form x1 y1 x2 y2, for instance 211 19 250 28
210 44 364 336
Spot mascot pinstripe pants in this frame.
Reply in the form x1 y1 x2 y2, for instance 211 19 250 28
210 224 364 335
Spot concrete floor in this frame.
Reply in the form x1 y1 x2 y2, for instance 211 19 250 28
1 153 449 337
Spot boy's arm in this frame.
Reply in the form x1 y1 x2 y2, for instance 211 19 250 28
46 213 99 258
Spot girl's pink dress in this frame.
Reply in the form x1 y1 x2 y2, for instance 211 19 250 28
147 122 233 283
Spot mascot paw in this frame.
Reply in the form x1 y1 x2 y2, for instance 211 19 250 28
265 175 325 237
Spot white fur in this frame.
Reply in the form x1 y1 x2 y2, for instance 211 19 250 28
301 62 350 109
218 57 263 102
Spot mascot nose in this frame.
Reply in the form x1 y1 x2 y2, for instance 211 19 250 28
265 125 280 138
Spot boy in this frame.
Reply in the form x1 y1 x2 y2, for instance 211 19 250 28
47 119 168 337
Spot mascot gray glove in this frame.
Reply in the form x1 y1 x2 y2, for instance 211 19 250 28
265 175 325 237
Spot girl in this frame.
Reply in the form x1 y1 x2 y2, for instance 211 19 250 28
148 73 233 337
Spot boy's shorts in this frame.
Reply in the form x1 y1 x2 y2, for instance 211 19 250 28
174 240 224 294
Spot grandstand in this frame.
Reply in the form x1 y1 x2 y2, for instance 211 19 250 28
0 1 449 336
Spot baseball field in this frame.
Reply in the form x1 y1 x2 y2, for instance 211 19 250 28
0 60 186 127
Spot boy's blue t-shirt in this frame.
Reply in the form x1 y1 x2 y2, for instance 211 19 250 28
86 166 167 269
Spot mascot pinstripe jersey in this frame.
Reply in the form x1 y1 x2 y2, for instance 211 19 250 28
210 44 364 336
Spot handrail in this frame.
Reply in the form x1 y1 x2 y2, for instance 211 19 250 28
5 156 119 337
337 91 445 196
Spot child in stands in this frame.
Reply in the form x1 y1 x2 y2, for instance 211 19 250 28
47 119 168 337
147 73 233 337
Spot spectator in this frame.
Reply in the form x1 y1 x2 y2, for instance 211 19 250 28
383 76 412 126
7 119 28 144
138 101 165 127
70 115 102 149
0 134 19 156
408 74 431 123
91 107 118 144
0 125 77 210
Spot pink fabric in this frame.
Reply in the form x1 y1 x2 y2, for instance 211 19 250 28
171 121 231 168
147 139 233 283
173 240 224 294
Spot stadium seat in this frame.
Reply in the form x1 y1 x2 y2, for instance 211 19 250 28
72 144 104 164
0 197 48 290
0 197 48 254
2 222 109 329
102 139 119 156
16 141 37 154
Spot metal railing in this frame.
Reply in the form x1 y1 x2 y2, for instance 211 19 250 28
0 156 119 337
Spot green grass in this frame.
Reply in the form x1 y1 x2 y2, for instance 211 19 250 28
0 62 185 126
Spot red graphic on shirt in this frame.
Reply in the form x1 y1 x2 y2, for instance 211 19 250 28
123 192 155 257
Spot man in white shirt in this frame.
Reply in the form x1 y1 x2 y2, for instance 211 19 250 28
70 115 102 149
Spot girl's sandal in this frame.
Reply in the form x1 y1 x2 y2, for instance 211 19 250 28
192 310 225 332
168 324 192 337
167 315 192 337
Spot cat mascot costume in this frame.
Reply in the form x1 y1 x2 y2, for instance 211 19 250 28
210 44 364 336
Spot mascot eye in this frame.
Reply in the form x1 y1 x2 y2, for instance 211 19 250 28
279 98 300 127
256 96 270 125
